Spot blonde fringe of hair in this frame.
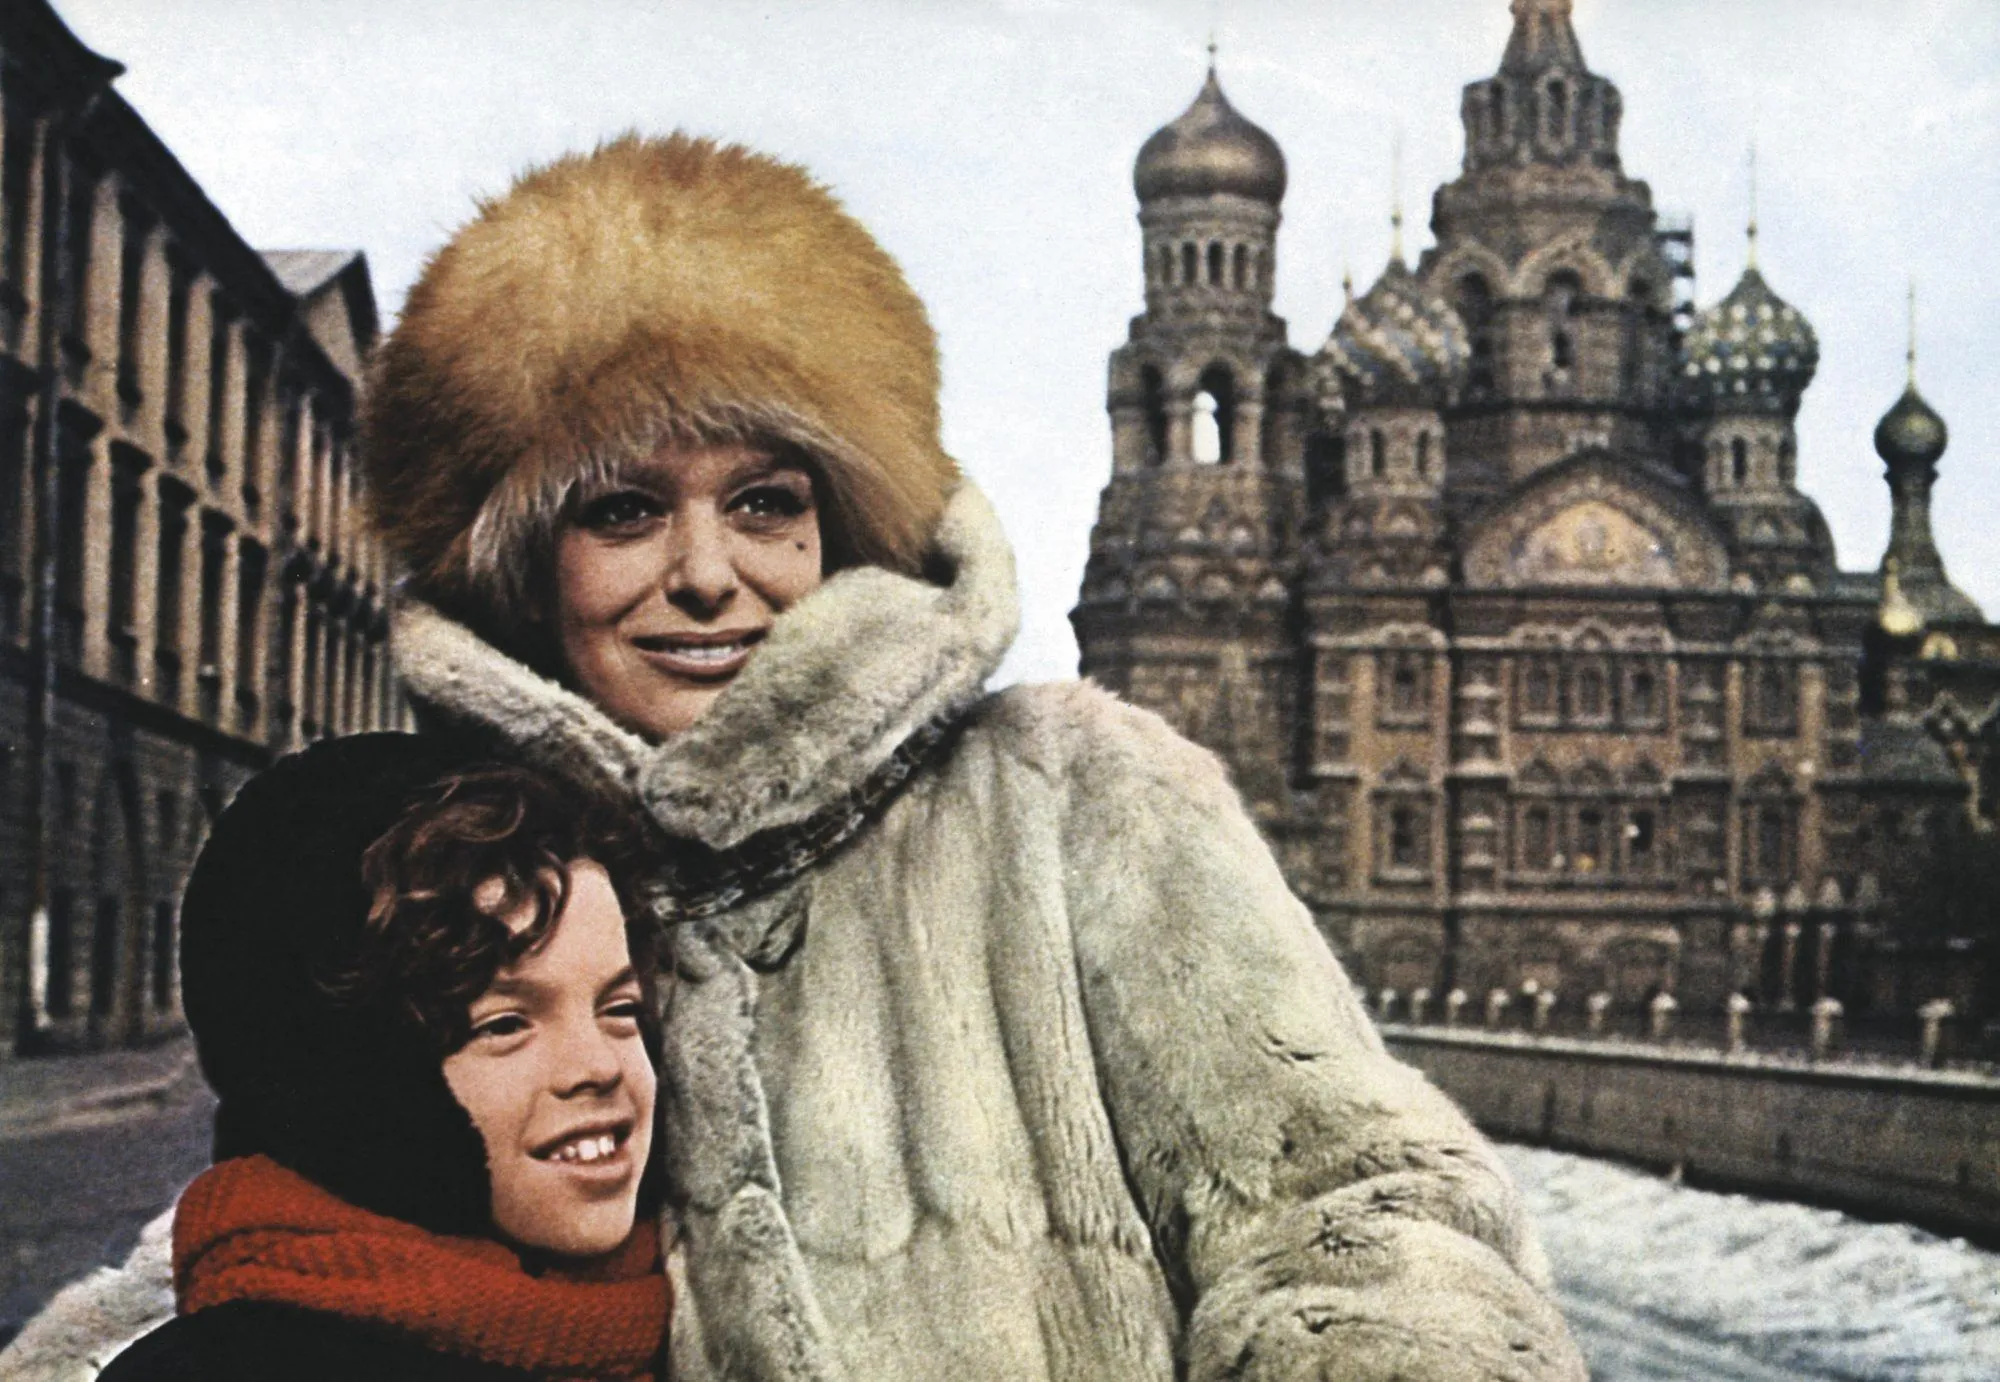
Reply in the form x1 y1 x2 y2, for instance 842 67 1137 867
457 405 930 633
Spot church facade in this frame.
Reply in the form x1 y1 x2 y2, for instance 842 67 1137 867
1073 0 1998 1025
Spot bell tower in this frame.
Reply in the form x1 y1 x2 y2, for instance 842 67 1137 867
1421 0 1686 506
1073 57 1307 818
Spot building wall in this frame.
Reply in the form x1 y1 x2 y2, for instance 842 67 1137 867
0 4 395 1058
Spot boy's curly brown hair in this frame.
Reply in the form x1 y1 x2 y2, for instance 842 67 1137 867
322 762 659 1058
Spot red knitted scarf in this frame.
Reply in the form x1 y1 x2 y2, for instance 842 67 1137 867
174 1155 670 1380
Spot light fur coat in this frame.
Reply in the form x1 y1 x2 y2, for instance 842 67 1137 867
2 483 1584 1381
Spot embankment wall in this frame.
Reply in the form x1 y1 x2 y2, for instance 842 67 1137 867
1381 1025 2000 1241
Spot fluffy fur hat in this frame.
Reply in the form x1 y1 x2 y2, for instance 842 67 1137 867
363 133 960 621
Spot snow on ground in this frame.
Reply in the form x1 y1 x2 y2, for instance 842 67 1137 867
1499 1144 2000 1382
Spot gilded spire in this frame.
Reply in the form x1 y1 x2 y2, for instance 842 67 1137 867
1390 131 1405 264
1907 276 1918 387
1746 142 1759 270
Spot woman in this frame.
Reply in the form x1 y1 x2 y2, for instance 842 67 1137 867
98 736 671 1381
12 135 1584 1382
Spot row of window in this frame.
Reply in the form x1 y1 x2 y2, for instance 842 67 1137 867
16 757 225 1036
1134 360 1285 468
1150 237 1270 293
1449 268 1661 402
1468 71 1615 154
0 398 389 744
2 83 360 562
1367 795 1796 886
1368 652 1801 736
38 888 177 1024
1709 432 1798 491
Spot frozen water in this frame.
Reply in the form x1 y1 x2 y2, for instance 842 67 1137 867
1500 1143 2000 1382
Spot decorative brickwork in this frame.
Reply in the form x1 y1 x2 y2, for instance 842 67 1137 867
1076 0 2000 1024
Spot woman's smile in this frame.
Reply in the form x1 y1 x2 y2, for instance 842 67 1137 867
628 627 767 679
554 440 824 741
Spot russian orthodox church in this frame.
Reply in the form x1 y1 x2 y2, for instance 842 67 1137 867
1073 0 1999 1022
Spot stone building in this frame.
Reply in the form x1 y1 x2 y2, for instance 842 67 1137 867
1075 0 1997 1024
0 0 395 1058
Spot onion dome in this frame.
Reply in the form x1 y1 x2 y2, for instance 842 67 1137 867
1315 258 1468 406
1681 268 1819 409
1134 68 1287 205
1874 383 1948 469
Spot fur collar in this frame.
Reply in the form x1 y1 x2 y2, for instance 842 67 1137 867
390 480 1019 852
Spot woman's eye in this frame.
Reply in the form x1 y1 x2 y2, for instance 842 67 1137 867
471 1013 530 1041
730 483 811 523
574 490 663 531
601 999 645 1026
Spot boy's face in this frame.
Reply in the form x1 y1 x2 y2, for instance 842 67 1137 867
441 860 656 1257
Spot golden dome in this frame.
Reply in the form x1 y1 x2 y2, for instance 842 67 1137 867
1134 69 1287 205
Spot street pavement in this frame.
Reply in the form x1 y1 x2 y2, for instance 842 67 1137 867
0 1037 214 1346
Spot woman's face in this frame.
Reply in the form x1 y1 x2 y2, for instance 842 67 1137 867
553 440 824 740
441 860 656 1259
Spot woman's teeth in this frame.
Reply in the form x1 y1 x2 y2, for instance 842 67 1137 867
547 1133 619 1163
671 640 749 663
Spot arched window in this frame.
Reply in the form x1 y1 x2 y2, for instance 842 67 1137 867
1522 805 1554 871
1181 242 1197 286
1207 241 1224 286
1196 364 1237 464
1306 432 1346 505
1191 391 1221 465
1488 82 1506 139
1626 666 1658 724
1156 243 1173 287
1624 807 1658 874
1755 804 1789 879
1546 270 1582 381
1749 661 1797 733
1370 429 1386 477
1417 431 1431 477
1390 806 1421 869
1232 243 1248 290
1140 365 1167 466
1731 437 1749 485
1520 657 1558 722
1262 362 1286 469
1382 653 1426 722
1546 79 1568 141
1573 663 1607 720
45 889 75 1017
1573 807 1604 873
1456 273 1496 395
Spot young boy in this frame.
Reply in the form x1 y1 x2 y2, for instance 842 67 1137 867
100 734 671 1381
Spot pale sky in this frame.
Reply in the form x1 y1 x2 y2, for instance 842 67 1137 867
54 0 2000 685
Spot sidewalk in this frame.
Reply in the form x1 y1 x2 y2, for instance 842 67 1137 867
0 1036 214 1344
0 1033 204 1141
